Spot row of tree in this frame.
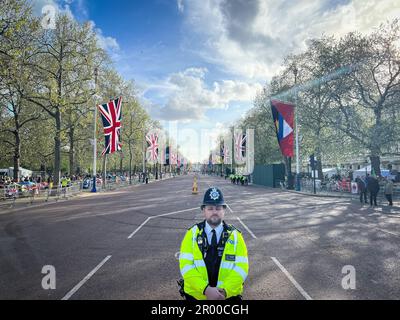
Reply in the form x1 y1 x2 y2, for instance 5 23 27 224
0 0 157 185
235 19 400 179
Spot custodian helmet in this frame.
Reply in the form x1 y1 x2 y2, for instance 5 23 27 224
201 187 227 209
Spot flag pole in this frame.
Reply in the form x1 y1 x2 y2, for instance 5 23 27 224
294 66 301 191
142 127 146 182
91 68 98 193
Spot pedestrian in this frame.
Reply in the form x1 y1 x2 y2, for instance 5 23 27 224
384 178 394 206
178 187 248 301
355 176 368 204
366 174 380 207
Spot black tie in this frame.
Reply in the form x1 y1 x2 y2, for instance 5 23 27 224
211 230 217 247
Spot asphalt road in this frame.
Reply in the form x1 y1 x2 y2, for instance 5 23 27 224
1 174 399 300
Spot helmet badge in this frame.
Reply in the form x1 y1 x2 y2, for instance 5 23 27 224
209 188 220 201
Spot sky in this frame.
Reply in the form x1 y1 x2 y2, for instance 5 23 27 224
31 0 400 162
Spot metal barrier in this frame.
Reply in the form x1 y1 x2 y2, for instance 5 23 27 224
299 179 399 205
0 175 174 209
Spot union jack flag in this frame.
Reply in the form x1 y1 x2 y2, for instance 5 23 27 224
98 97 122 156
223 144 231 165
146 132 159 162
234 132 246 162
170 149 177 165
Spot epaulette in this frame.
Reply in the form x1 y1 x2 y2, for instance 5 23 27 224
188 221 206 231
223 222 241 233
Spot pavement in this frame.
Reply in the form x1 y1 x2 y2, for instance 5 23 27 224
0 174 399 300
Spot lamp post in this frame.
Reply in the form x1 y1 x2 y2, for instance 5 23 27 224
91 67 98 193
293 65 301 191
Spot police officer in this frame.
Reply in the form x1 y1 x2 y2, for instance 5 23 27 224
179 187 249 300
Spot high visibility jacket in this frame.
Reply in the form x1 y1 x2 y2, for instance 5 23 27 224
61 178 67 187
179 222 249 300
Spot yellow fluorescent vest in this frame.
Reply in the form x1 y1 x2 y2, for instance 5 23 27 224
179 223 249 300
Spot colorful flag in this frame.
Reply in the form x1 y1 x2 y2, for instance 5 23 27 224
234 129 246 164
98 97 122 156
146 132 159 162
271 99 294 157
170 148 177 165
224 134 232 165
245 129 254 175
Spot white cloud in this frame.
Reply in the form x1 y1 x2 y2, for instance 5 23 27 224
177 0 184 13
182 0 400 80
90 22 120 52
144 67 262 121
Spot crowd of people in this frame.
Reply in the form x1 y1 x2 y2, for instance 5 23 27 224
355 174 394 207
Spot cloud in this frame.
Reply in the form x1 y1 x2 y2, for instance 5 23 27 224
144 68 262 121
177 0 184 13
181 0 400 80
89 21 120 52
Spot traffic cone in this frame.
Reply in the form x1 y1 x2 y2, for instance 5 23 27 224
192 176 199 194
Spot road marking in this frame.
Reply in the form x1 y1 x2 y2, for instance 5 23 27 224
127 217 152 239
226 203 257 239
54 204 160 222
376 228 400 237
127 207 198 239
271 257 313 300
236 217 257 239
61 255 112 300
153 207 198 218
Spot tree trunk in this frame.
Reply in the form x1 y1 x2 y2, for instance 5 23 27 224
370 154 381 177
13 131 21 182
54 110 62 187
69 127 74 175
13 111 21 182
129 143 133 184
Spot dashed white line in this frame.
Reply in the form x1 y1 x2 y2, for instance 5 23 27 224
127 207 198 239
271 257 313 300
61 255 112 300
236 217 257 239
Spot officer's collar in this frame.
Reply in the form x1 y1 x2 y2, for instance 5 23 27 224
204 221 224 234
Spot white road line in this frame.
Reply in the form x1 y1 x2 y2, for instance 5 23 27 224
127 217 152 239
226 203 257 239
153 207 198 218
376 228 400 237
54 204 158 222
61 255 112 300
127 207 198 239
271 257 313 300
236 217 257 239
226 203 234 213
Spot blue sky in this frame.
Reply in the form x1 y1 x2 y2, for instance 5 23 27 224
32 0 400 162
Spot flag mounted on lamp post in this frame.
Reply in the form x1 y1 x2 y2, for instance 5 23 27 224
223 134 232 165
271 99 294 157
146 131 159 164
234 129 246 165
98 97 122 156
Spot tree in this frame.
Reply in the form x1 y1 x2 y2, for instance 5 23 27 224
0 0 41 181
25 14 101 186
326 20 400 176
